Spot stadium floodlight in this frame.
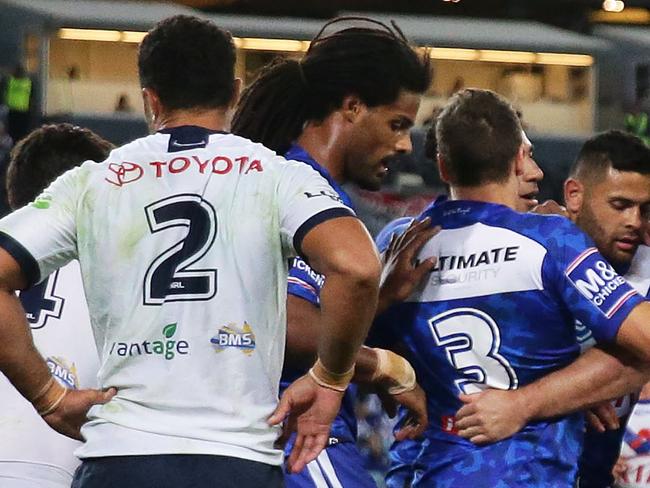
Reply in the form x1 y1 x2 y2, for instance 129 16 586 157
58 28 121 42
603 0 625 12
234 37 310 52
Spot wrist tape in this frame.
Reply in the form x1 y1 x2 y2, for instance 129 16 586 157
371 348 417 395
308 358 355 392
31 377 68 417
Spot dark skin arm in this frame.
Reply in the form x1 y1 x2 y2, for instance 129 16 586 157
0 248 115 440
282 219 438 441
455 302 650 444
269 216 381 473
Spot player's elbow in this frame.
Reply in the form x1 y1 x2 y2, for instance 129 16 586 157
329 250 381 295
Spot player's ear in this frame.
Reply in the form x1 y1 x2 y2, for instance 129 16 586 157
341 95 365 123
437 153 450 183
564 178 584 215
142 88 162 128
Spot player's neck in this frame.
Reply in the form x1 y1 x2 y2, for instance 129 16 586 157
449 180 519 210
153 108 231 133
295 118 348 183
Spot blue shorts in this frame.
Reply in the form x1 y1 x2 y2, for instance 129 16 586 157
72 454 283 488
385 438 422 488
285 441 377 488
413 435 580 488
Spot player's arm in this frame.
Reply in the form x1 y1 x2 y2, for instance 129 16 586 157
0 168 115 439
286 294 427 440
269 216 380 471
456 299 650 443
0 247 115 439
455 340 649 444
455 228 650 444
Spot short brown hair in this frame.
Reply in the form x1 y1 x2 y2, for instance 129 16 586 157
436 89 522 187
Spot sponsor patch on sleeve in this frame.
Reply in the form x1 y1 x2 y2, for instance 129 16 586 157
566 248 638 318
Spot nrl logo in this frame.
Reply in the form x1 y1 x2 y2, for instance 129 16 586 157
105 162 144 187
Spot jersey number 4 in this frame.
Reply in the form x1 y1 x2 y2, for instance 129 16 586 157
19 270 64 329
429 308 519 394
143 194 217 305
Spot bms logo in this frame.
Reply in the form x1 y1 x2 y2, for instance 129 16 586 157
109 323 190 360
46 356 78 389
211 322 256 355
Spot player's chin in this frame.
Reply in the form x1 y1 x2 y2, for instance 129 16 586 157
610 247 637 267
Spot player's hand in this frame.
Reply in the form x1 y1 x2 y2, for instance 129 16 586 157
586 401 619 432
530 200 568 217
377 384 428 440
378 218 439 314
455 389 529 445
42 387 117 440
613 456 629 483
268 374 343 474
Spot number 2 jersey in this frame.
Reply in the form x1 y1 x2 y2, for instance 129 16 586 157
0 126 355 466
373 197 644 487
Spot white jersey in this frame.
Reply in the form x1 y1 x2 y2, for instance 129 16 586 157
0 127 354 466
0 261 98 487
618 400 650 487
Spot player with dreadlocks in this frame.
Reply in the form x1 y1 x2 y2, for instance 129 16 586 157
233 17 434 487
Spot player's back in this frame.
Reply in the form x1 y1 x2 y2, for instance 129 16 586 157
376 198 641 486
0 126 352 466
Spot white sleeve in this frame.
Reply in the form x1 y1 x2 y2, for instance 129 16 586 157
276 159 356 257
0 166 82 287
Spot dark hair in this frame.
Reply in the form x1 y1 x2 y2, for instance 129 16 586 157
138 15 236 111
7 124 113 209
436 88 522 187
232 17 431 154
570 130 650 181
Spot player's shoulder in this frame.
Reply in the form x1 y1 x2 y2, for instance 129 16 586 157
375 217 414 250
497 211 589 250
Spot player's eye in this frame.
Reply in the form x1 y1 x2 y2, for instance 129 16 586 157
610 199 630 211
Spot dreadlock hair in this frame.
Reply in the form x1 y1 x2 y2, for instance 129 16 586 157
232 17 431 154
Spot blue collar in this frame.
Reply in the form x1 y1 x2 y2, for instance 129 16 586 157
157 125 227 153
284 144 354 209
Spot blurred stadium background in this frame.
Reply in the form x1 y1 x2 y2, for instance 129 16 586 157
1 0 650 482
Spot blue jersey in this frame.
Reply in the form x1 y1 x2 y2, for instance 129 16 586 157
281 144 359 446
374 198 643 487
374 216 423 488
578 246 650 488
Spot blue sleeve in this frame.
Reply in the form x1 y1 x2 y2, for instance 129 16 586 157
287 256 323 306
543 219 643 343
367 218 414 348
374 217 413 253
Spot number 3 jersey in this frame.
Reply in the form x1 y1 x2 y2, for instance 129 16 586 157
373 198 643 486
0 126 354 466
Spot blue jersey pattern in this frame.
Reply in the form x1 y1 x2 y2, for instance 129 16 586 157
374 199 643 487
281 144 358 445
